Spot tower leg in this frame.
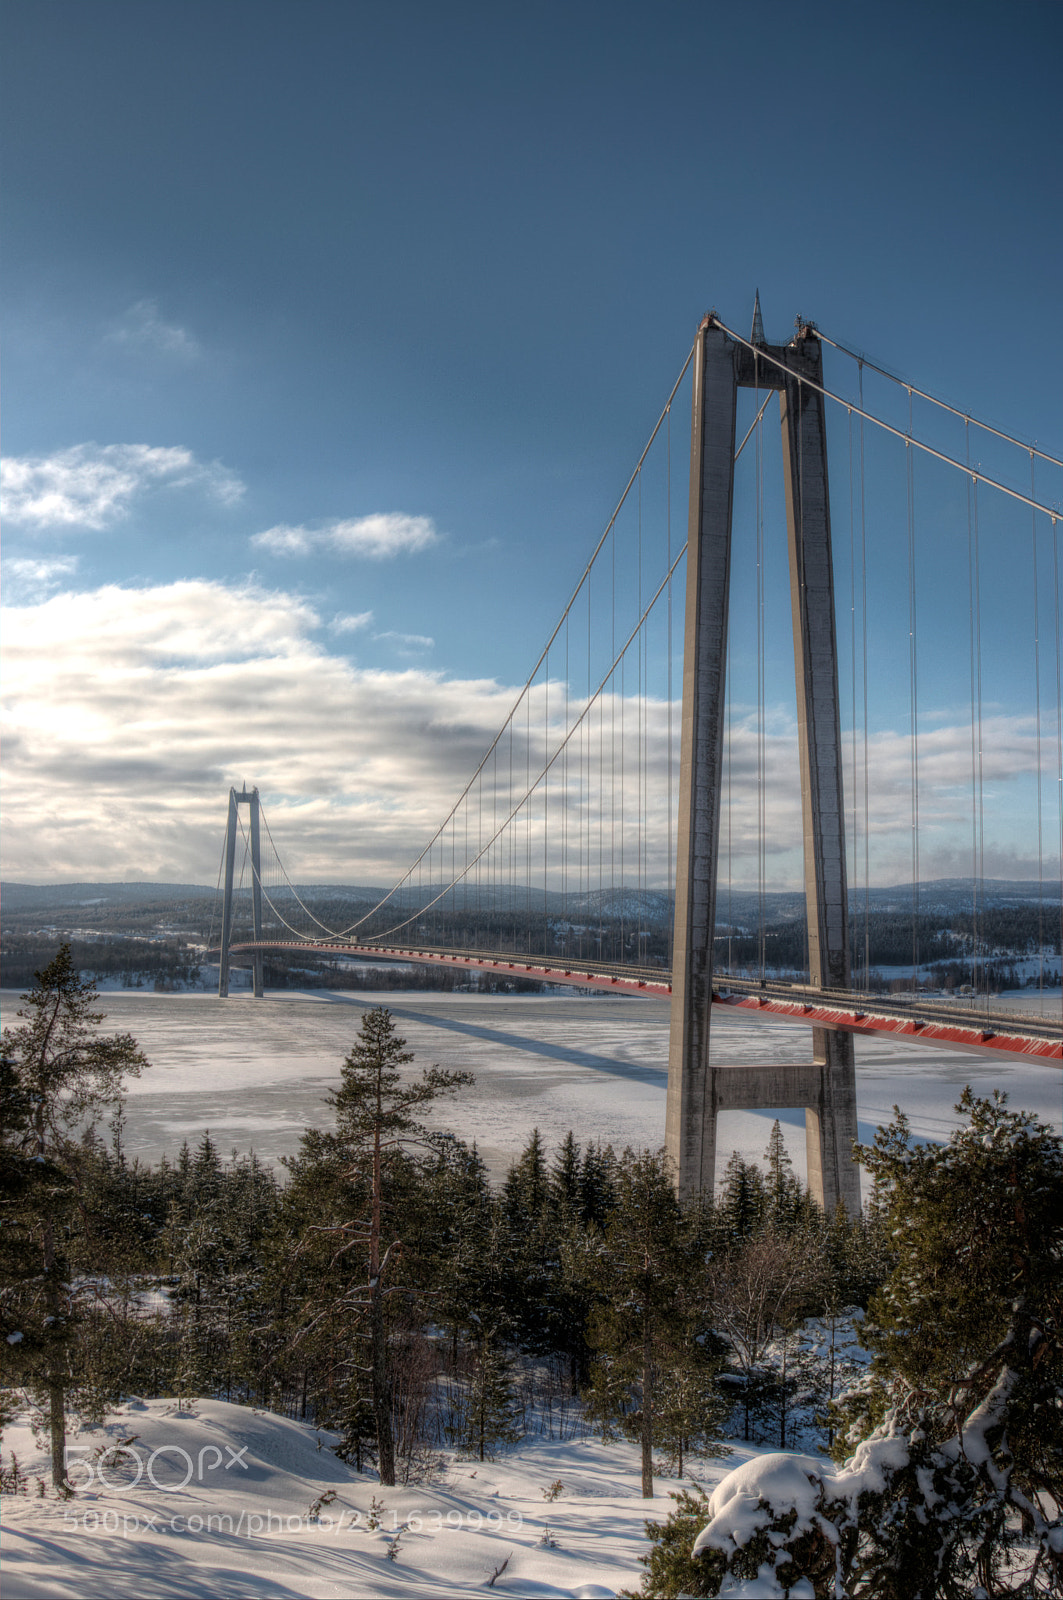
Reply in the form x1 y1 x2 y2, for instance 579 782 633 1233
218 788 238 998
249 788 264 998
805 1031 861 1213
781 332 861 1214
666 323 737 1199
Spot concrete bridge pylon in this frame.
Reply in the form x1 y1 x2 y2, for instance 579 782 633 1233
665 311 862 1214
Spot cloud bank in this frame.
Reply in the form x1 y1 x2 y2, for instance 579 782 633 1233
0 580 1054 889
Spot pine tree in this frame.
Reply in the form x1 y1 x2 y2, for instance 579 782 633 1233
0 948 148 1490
295 1007 471 1485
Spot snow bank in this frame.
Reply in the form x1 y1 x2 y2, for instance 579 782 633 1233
0 1398 757 1598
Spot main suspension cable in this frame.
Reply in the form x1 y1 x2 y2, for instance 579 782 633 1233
329 338 698 938
710 318 1061 520
815 327 1063 469
366 540 692 943
355 392 769 949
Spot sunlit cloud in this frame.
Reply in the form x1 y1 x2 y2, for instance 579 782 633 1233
107 298 201 360
0 443 244 530
251 513 439 560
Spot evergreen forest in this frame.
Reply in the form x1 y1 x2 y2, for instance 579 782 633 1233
2 948 1060 1597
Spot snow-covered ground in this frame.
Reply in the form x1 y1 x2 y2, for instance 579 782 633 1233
1 989 1057 1596
0 1397 762 1598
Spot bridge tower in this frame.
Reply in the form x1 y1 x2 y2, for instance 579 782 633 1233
218 785 264 998
665 309 861 1214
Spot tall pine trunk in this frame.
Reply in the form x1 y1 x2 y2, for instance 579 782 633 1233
370 1279 395 1485
641 1311 653 1498
370 1118 396 1485
41 1165 67 1493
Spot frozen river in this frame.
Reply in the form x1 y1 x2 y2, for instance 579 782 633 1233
1 987 1059 1193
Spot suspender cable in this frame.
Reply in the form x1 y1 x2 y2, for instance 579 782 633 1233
544 647 549 953
860 366 871 988
756 371 766 978
367 538 690 943
637 468 644 961
321 340 698 941
1031 455 1045 998
907 394 920 985
966 427 987 1005
563 612 569 945
727 609 733 973
206 828 227 955
667 401 674 969
1053 518 1063 1013
848 404 859 975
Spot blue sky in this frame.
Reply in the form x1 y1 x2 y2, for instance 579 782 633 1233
2 0 1061 886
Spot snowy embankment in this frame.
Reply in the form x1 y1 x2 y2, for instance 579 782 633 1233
0 1398 765 1598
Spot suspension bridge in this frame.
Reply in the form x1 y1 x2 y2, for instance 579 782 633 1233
208 299 1063 1208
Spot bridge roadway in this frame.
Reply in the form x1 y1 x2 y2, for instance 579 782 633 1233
220 939 1062 1060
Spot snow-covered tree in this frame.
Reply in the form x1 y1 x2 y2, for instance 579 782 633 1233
643 1090 1063 1598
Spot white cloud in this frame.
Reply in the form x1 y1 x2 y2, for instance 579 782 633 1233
329 610 374 634
1 555 79 602
374 630 434 654
0 579 1054 889
0 443 244 530
107 299 201 360
251 513 439 561
252 525 313 556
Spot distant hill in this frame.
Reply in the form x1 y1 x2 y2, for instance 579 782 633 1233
4 876 1057 925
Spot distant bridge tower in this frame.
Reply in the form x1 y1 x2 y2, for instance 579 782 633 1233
666 306 861 1214
218 785 264 999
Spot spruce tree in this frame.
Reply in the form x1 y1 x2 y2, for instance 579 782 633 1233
763 1120 801 1233
717 1150 767 1242
549 1131 582 1215
502 1127 549 1232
